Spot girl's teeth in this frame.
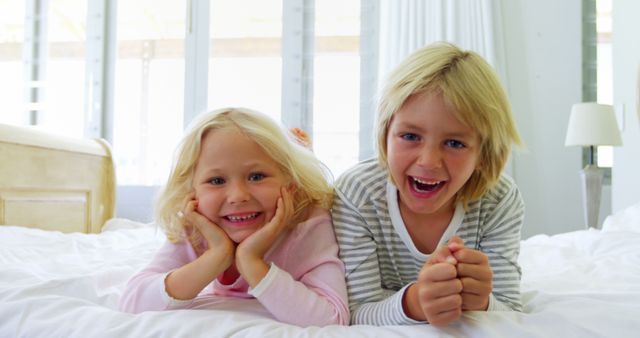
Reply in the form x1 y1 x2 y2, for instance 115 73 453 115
227 213 258 221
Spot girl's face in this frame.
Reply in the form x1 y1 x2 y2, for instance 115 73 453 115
386 91 481 225
192 128 288 243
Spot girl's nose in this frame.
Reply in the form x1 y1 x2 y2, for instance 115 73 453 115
227 181 251 204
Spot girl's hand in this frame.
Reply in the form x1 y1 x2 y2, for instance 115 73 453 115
164 193 236 300
180 193 235 265
235 186 294 287
451 245 493 311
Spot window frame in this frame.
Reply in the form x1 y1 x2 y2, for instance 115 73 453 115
14 0 377 221
583 0 612 183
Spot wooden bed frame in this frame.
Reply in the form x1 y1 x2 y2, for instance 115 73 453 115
0 123 115 233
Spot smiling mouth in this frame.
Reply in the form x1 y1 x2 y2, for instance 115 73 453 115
410 176 445 192
224 212 260 222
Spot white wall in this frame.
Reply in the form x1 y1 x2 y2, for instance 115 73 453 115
501 0 597 238
116 185 159 223
612 0 640 212
116 1 627 234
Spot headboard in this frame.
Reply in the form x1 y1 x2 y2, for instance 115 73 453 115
0 123 115 233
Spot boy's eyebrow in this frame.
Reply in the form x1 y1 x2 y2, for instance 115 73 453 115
394 120 477 139
392 120 423 130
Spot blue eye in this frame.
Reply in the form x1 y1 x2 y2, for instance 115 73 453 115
401 133 420 141
445 139 465 149
248 173 266 181
209 177 225 185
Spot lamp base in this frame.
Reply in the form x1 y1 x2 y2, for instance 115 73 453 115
579 165 603 229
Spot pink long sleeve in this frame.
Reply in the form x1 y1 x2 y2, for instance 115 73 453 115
249 209 350 326
118 208 349 327
118 239 199 312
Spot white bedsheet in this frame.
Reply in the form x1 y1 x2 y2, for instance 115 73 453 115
2 207 640 338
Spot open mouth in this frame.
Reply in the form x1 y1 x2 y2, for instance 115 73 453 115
410 176 445 193
224 212 260 222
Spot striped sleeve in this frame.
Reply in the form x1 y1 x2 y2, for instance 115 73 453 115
332 187 420 325
332 161 422 325
478 175 525 311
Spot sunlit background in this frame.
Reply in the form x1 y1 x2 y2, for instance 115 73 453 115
0 0 362 186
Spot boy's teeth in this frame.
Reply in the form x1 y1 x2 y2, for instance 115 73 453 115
412 176 443 192
413 177 440 185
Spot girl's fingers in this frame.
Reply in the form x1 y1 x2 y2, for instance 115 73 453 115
281 187 294 224
181 203 229 246
266 187 293 231
268 197 284 227
180 191 196 210
176 192 198 223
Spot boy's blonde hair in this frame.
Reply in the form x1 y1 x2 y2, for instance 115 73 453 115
156 107 334 243
376 42 522 207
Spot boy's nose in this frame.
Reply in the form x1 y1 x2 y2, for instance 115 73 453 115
416 144 443 169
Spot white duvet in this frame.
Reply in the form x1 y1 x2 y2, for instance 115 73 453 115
1 203 640 338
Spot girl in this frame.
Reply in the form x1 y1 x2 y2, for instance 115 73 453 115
119 108 349 327
332 42 524 326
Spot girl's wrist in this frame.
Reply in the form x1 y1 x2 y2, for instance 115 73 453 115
236 254 269 288
202 245 234 272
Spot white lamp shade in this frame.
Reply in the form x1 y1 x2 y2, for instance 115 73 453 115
565 103 623 147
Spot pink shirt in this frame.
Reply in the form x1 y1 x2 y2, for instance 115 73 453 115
119 208 349 327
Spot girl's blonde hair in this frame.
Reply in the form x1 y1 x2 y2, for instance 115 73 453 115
376 42 522 207
155 107 334 244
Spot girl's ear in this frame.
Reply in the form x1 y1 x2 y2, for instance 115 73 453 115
286 182 298 193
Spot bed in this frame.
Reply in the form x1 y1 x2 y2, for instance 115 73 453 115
0 123 115 233
1 124 640 337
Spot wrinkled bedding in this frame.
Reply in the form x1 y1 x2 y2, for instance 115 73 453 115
2 202 640 338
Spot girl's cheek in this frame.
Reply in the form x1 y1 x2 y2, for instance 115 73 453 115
195 195 216 220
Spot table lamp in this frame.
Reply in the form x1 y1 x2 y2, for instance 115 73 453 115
565 102 623 228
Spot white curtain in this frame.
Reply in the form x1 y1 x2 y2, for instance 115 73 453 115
378 0 507 88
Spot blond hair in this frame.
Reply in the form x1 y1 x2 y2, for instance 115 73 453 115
376 42 522 207
155 107 334 244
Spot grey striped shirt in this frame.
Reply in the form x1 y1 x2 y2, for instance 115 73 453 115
332 159 524 325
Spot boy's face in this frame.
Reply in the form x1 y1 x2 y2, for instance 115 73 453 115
192 128 287 243
386 91 481 225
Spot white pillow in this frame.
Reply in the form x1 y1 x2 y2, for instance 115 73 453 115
601 200 640 232
101 217 155 232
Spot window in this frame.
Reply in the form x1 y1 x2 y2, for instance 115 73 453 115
113 0 186 185
313 0 361 177
208 0 282 121
596 0 614 168
40 0 87 137
3 0 370 188
0 0 25 126
0 0 86 136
